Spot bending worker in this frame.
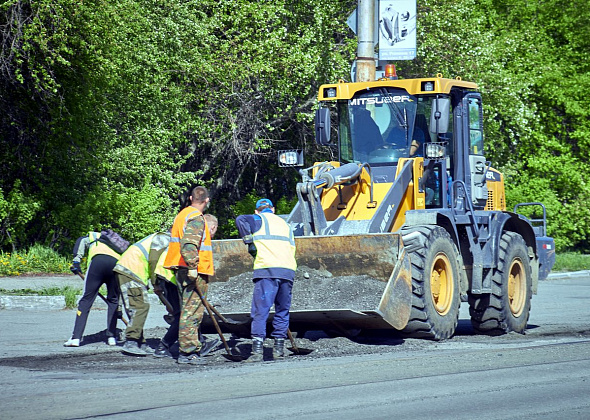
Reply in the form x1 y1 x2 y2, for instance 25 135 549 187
164 186 218 365
65 231 129 347
236 198 297 362
113 232 170 356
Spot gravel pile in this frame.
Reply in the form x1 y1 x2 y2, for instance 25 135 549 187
208 266 388 312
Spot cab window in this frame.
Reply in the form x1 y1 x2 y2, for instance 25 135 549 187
468 97 484 155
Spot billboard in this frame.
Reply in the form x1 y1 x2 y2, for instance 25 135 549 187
378 0 416 60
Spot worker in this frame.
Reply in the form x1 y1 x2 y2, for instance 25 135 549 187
235 198 297 362
164 186 218 365
113 232 175 356
151 246 180 358
64 230 129 347
204 213 218 238
153 214 219 360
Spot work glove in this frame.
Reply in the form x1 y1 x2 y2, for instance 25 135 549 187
247 243 257 258
188 268 199 280
116 309 124 320
70 261 82 275
242 234 254 244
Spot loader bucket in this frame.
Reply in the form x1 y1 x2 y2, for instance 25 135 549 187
205 233 412 335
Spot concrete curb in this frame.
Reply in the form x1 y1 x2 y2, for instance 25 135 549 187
547 270 590 280
0 294 164 311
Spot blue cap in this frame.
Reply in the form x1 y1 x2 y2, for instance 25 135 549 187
255 198 273 210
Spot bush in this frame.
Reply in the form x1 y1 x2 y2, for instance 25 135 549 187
0 245 70 276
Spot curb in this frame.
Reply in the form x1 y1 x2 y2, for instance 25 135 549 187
547 270 590 280
0 294 163 311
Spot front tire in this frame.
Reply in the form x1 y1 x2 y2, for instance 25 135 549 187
402 226 461 340
469 231 532 335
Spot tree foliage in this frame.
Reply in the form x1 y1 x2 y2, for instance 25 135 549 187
0 0 589 252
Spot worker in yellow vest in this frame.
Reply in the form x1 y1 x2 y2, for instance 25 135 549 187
151 248 180 358
235 198 297 362
114 232 170 356
164 186 217 365
64 231 129 347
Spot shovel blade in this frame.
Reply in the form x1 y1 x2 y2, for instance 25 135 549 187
222 353 243 362
287 347 313 355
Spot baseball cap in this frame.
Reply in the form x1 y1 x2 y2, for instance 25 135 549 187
255 198 273 210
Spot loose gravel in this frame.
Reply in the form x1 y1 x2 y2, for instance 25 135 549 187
208 266 387 312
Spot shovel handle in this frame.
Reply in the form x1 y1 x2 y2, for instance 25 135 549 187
193 283 233 356
153 288 175 315
287 329 299 352
75 272 129 326
206 301 239 324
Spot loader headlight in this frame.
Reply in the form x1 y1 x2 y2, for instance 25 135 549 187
278 150 304 167
422 81 434 91
325 87 337 98
425 142 447 160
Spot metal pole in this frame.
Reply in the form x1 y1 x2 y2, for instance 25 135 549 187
356 0 376 82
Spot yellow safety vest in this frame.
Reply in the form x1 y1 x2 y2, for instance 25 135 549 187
87 232 121 261
154 249 177 285
113 233 158 286
252 213 297 271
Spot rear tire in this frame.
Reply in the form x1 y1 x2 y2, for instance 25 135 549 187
402 226 461 340
469 231 532 335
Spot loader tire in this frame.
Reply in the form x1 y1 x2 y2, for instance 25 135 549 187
469 231 532 335
401 226 461 340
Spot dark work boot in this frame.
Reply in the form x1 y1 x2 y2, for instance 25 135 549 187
121 340 147 356
153 341 173 359
246 338 264 362
273 338 285 359
198 338 220 357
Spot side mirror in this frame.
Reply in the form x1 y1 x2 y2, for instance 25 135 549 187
315 107 331 146
429 98 450 134
277 150 304 167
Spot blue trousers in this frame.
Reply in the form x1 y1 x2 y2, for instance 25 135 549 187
251 278 293 340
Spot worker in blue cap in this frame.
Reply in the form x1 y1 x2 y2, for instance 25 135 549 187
235 198 297 362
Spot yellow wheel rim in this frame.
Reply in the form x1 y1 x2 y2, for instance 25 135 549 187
508 258 526 317
430 253 454 316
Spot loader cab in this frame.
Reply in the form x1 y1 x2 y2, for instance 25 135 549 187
331 88 456 208
315 78 488 211
337 88 418 165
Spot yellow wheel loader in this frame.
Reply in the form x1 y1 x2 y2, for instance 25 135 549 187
208 70 555 340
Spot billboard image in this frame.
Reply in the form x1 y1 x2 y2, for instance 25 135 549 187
378 0 416 60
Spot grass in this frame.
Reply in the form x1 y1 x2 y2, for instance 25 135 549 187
553 252 590 272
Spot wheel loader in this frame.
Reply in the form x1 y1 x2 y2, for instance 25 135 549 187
207 69 555 340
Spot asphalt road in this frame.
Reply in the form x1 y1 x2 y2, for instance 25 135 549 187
1 275 589 419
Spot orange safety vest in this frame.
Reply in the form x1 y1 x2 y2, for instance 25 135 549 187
164 206 214 275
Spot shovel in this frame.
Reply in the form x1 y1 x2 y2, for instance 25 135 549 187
193 283 243 362
286 329 313 355
76 272 129 326
205 301 246 326
152 287 175 325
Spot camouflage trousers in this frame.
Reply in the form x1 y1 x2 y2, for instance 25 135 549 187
176 269 209 354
